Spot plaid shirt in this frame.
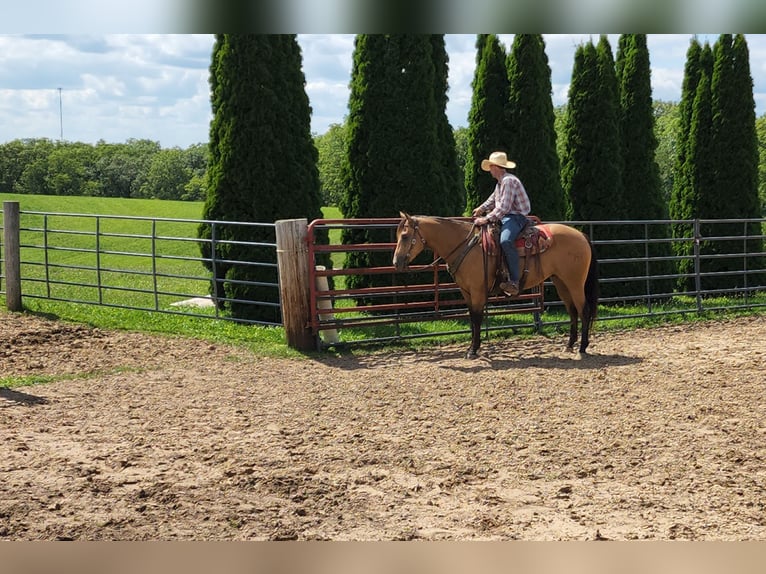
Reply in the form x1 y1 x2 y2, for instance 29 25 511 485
478 172 531 223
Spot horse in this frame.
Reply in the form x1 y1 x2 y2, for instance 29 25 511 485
393 212 599 359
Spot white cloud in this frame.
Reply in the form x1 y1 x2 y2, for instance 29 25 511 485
0 34 765 148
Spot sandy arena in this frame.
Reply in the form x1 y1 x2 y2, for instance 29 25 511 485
1 312 764 540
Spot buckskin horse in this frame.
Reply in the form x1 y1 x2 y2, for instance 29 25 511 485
393 212 599 359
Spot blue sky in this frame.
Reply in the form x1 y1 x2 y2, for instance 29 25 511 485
1 34 764 149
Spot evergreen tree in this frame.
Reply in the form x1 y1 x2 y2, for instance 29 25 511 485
341 35 454 294
670 37 703 225
705 34 764 291
464 35 510 213
562 39 623 221
674 44 716 293
616 34 674 298
562 37 625 299
198 34 325 323
670 38 708 291
430 35 465 215
506 34 565 221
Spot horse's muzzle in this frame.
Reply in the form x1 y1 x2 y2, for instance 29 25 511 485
392 254 409 272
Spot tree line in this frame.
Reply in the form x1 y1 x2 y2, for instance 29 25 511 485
0 139 208 201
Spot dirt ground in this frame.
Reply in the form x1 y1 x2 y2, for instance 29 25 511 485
1 311 764 541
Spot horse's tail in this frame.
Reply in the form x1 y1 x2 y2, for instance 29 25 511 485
584 238 599 325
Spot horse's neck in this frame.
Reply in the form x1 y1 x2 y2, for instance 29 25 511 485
419 217 472 256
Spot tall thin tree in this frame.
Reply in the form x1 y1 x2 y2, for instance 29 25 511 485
706 34 764 290
198 35 325 322
464 34 510 213
616 34 674 297
341 35 455 294
506 34 565 221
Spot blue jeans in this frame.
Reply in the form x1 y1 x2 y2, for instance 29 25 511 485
499 214 528 283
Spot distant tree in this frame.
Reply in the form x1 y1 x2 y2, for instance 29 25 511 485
453 126 469 177
138 148 190 200
180 143 209 201
0 139 53 194
757 113 766 215
198 34 325 322
464 34 510 213
653 100 680 204
506 34 564 221
44 143 98 196
9 139 56 195
315 122 347 206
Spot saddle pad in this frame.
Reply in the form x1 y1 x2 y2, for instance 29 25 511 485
515 224 553 255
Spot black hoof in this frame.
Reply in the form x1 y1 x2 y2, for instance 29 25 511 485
466 349 479 359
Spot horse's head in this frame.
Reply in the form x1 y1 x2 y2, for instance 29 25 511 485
393 212 426 271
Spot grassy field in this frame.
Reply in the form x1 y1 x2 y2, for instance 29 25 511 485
2 194 764 357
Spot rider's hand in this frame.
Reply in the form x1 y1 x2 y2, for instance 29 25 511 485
471 207 483 217
475 216 489 226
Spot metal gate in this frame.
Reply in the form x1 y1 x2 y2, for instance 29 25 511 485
305 217 543 348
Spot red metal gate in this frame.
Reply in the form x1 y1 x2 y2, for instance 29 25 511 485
306 217 543 347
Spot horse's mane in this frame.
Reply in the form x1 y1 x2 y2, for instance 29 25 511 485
413 215 471 226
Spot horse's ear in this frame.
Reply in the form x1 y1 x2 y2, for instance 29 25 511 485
400 211 410 220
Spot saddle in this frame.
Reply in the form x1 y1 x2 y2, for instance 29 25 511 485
480 216 553 291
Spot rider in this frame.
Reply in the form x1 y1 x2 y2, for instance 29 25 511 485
472 151 531 297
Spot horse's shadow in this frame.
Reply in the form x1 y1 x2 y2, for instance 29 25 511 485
0 387 50 406
314 340 642 372
439 351 642 373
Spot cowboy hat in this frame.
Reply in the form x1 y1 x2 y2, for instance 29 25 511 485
480 151 516 171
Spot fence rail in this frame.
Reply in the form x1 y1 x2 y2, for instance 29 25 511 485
1 203 280 325
2 201 765 350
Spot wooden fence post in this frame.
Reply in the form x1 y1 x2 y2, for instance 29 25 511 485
275 218 315 351
2 201 22 311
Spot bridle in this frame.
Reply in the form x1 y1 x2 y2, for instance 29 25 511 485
397 219 427 265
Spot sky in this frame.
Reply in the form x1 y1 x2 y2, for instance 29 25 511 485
1 34 765 149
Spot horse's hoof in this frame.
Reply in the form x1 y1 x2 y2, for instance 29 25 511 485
466 350 479 360
564 346 575 354
575 351 587 361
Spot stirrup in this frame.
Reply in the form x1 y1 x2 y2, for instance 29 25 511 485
499 281 519 297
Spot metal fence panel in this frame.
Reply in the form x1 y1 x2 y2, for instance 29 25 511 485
2 206 765 348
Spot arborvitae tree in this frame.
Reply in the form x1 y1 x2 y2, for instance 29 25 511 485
670 38 707 291
676 44 715 292
561 43 600 221
563 39 623 222
198 34 325 323
464 34 510 213
341 35 453 294
670 37 703 226
705 34 764 291
616 34 675 298
430 35 465 215
505 34 565 221
562 37 625 299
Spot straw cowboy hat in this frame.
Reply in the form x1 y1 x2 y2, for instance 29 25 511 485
481 151 516 171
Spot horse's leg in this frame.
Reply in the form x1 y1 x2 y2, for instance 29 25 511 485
467 308 483 359
552 277 578 352
460 287 484 359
